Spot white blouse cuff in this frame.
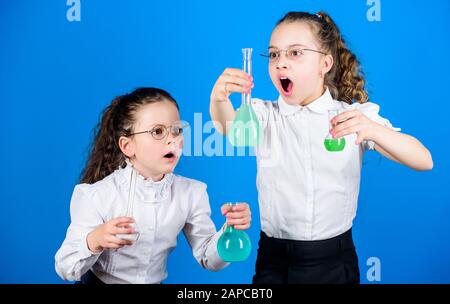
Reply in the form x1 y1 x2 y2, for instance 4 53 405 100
80 233 103 259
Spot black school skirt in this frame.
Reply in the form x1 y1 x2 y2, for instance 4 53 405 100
252 228 360 284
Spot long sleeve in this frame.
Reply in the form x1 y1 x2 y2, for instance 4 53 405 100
55 184 105 281
183 184 229 272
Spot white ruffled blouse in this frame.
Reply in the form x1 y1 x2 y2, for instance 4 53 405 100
55 161 227 283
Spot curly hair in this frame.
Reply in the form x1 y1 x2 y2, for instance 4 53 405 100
80 88 179 184
276 11 369 104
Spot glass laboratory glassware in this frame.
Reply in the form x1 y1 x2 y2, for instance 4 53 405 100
116 166 140 241
324 109 346 152
228 48 262 147
217 203 252 262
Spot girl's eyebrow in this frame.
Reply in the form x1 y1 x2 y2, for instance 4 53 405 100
268 43 308 49
135 122 161 131
148 123 169 129
143 121 180 130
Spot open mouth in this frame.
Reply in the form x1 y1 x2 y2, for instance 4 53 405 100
280 76 293 96
164 152 175 159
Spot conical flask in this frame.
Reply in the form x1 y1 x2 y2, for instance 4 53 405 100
217 203 252 262
228 48 262 147
324 109 346 152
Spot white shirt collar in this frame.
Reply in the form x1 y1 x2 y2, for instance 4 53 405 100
278 88 334 115
117 160 174 203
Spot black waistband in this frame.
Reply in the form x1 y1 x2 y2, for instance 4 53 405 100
259 229 355 259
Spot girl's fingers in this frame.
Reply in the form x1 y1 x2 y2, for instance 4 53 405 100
226 210 250 219
220 75 253 90
224 203 250 217
112 226 135 235
117 223 134 229
332 117 360 134
234 223 250 230
227 216 250 226
221 204 233 215
110 217 134 226
223 68 252 81
231 203 249 212
333 124 361 139
222 82 251 94
212 69 253 102
332 110 358 125
213 80 251 102
107 235 133 246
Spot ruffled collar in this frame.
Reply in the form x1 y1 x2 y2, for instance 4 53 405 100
116 160 174 203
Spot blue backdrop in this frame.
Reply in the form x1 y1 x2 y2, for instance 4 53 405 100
1 0 449 284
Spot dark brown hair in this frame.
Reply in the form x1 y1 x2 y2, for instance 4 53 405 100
80 87 179 184
276 11 368 104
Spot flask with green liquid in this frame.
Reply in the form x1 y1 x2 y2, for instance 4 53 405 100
228 48 262 147
324 109 346 152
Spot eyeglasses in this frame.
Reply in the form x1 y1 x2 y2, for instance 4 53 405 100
127 122 189 141
260 47 328 63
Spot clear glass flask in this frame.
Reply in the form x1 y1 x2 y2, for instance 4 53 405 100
324 109 346 152
217 203 252 262
228 48 262 147
116 166 140 241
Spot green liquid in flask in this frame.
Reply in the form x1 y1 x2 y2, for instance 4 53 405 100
217 225 252 262
324 109 346 152
228 48 261 147
228 104 262 147
324 138 346 152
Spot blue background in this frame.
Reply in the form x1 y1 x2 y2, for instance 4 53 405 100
1 0 449 283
